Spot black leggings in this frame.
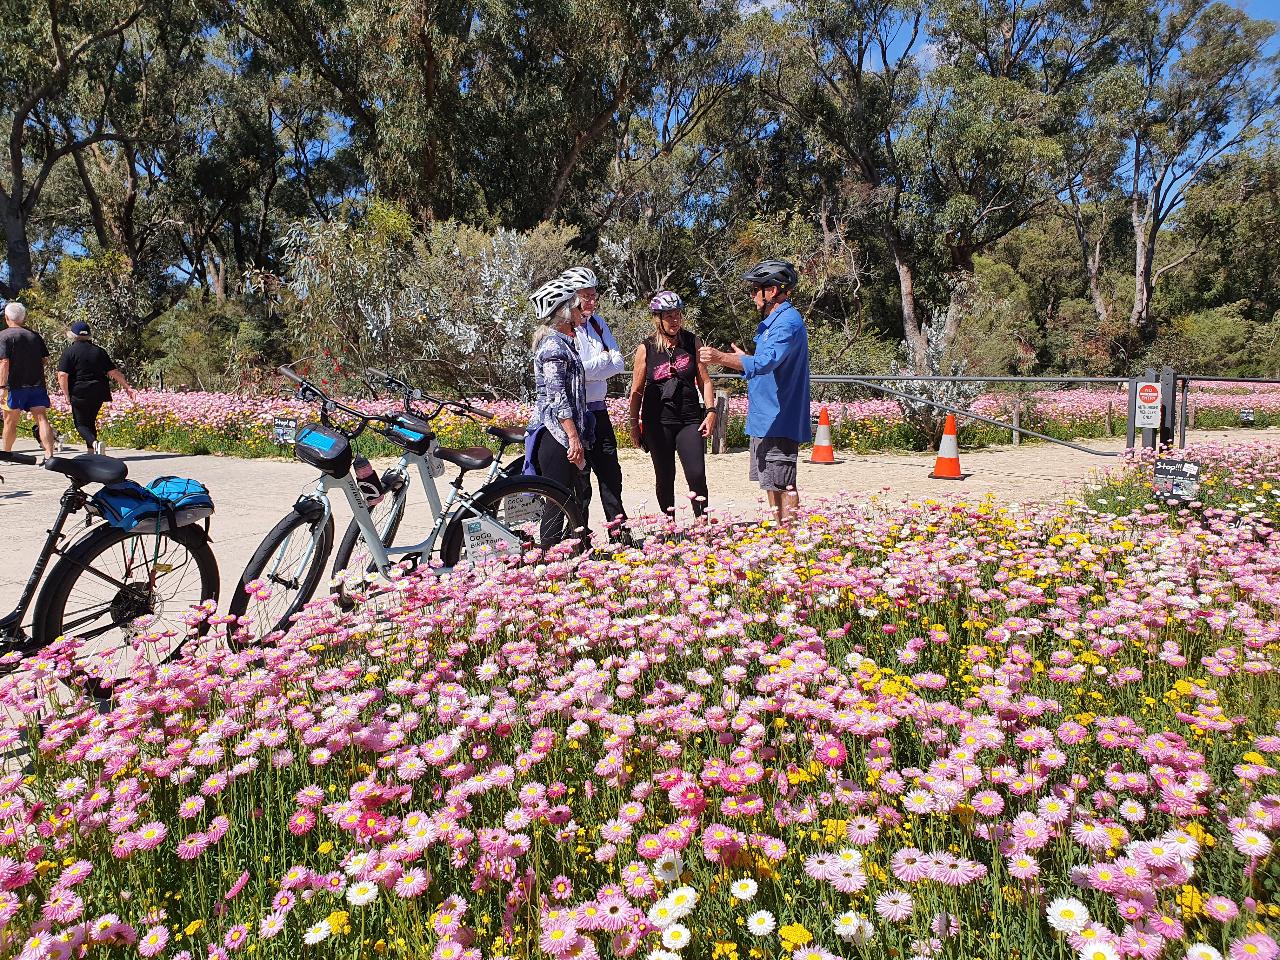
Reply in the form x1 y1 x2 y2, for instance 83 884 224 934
534 430 591 540
70 398 104 448
646 420 708 518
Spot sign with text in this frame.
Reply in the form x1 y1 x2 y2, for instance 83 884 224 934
1153 458 1202 502
272 417 298 446
1134 382 1161 429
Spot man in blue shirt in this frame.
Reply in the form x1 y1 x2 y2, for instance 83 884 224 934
700 260 810 523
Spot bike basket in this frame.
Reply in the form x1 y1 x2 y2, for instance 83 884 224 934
91 481 167 532
146 476 215 527
386 414 434 456
293 423 353 477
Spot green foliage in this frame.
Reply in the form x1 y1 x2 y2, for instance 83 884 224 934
1 0 1277 386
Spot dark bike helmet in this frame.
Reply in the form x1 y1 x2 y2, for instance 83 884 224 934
741 259 798 291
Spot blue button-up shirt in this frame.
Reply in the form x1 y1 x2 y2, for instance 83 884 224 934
739 301 811 442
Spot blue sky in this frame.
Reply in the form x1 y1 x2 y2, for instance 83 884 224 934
1242 0 1280 28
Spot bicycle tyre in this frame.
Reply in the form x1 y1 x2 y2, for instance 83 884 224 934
33 523 219 700
228 508 334 645
438 477 587 567
330 476 409 597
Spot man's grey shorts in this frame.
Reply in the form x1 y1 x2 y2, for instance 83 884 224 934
748 436 799 492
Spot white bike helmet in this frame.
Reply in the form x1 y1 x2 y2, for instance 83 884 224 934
560 266 598 290
529 276 580 320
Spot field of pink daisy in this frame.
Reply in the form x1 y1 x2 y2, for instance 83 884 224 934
0 442 1278 960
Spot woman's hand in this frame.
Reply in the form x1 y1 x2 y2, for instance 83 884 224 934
566 435 586 469
629 423 643 447
699 411 717 438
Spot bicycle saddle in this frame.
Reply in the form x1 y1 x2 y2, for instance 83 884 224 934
487 425 526 446
43 454 128 486
434 446 495 471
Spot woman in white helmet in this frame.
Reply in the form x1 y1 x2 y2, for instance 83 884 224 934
559 265 630 541
525 276 592 532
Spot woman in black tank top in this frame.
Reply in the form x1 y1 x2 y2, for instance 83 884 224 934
627 292 716 518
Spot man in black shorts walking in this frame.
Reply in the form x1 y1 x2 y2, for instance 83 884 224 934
56 321 136 453
0 302 56 460
700 260 811 524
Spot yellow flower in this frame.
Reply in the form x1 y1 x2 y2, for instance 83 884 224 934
778 923 812 949
184 919 204 937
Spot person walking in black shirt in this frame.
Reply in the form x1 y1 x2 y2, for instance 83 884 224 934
0 302 55 460
56 321 135 453
627 291 716 519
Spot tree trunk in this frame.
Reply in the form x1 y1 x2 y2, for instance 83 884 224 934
890 237 927 373
1130 200 1154 336
1 199 33 297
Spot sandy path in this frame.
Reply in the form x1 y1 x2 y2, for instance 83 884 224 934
3 426 1277 609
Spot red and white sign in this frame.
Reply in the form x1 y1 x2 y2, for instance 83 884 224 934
1135 382 1161 429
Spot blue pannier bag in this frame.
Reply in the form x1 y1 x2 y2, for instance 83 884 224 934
92 476 213 532
146 476 214 513
92 481 167 532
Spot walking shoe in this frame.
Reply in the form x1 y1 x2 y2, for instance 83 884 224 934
93 441 105 456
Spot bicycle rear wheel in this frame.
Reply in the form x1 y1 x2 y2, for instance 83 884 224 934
228 508 334 645
330 475 408 601
439 477 587 567
33 523 219 699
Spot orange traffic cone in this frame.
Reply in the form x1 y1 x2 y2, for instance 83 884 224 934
810 406 835 463
930 414 966 479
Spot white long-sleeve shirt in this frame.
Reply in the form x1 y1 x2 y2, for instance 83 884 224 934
574 313 625 407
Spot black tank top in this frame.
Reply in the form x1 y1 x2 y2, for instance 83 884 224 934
642 331 703 425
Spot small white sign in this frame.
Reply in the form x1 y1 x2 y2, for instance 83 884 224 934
1135 382 1161 429
503 493 544 528
462 517 518 562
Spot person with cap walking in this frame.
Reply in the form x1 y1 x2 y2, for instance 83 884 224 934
0 302 56 461
56 321 136 453
560 266 631 541
699 260 810 524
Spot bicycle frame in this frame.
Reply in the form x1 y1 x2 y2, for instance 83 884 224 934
0 485 84 640
283 438 534 587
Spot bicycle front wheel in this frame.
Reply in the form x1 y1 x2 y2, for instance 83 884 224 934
228 508 334 645
439 477 587 567
331 476 408 599
33 523 219 699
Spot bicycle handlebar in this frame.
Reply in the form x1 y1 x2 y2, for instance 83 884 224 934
364 368 496 422
279 364 394 440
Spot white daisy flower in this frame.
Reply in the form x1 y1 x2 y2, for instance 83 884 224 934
662 924 691 950
1185 945 1223 960
647 899 676 929
654 850 683 884
730 878 759 901
747 910 776 937
1046 896 1089 934
345 880 378 906
666 885 698 918
303 920 331 945
1077 944 1120 960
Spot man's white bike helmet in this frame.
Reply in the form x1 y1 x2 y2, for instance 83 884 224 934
530 276 581 320
560 266 598 290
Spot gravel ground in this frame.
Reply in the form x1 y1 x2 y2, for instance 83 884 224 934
3 426 1278 610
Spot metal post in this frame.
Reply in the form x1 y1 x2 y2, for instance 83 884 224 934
1178 379 1189 449
1159 366 1177 449
1126 379 1138 450
1105 402 1114 437
1142 366 1157 450
710 390 728 454
1011 402 1021 446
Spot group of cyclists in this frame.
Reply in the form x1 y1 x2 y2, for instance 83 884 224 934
527 257 812 529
